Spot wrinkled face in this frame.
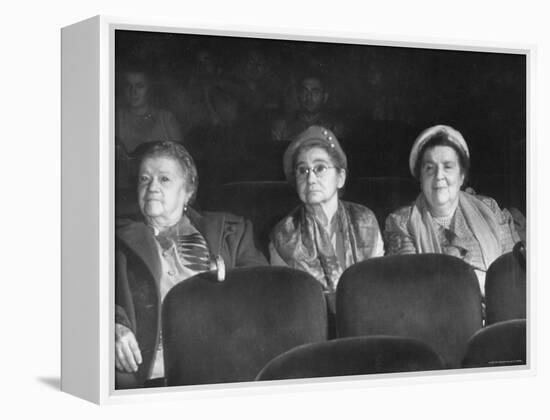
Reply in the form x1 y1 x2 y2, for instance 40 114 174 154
298 77 327 114
137 156 190 224
123 72 149 109
420 145 465 214
295 146 345 206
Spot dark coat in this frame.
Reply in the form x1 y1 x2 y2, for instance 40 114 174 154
115 209 268 389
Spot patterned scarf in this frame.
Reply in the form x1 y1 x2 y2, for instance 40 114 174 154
271 201 380 291
154 216 211 272
408 191 502 270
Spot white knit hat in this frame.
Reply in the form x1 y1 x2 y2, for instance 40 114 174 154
409 124 469 177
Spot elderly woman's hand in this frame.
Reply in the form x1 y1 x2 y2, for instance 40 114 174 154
115 323 142 373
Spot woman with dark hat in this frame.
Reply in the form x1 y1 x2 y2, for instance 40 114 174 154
115 141 267 389
384 124 521 292
269 126 384 293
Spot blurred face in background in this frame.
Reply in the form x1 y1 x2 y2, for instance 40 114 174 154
298 77 328 114
123 72 149 110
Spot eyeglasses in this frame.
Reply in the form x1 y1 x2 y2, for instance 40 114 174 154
295 164 337 178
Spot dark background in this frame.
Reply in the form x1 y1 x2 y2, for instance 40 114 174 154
115 29 526 214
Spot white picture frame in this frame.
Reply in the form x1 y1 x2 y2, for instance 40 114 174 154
61 15 532 405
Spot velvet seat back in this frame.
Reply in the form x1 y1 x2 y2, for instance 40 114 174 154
162 266 328 386
343 176 418 226
336 254 483 368
485 244 526 326
201 181 300 256
256 336 444 381
462 319 526 368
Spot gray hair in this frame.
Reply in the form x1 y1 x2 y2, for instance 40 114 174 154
138 141 199 204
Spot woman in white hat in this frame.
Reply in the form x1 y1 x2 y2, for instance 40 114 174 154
269 126 384 293
384 124 521 292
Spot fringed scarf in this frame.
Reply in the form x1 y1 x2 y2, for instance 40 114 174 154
271 201 381 291
408 191 502 270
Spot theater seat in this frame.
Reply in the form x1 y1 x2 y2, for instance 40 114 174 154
336 254 483 368
343 177 418 225
343 120 418 178
256 336 443 381
470 173 525 214
485 242 526 325
462 319 527 368
200 181 300 256
162 266 328 386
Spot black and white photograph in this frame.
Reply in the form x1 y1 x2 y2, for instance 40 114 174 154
5 0 549 416
113 28 527 390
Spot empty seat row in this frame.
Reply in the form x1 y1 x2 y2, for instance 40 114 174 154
256 336 444 381
160 253 526 386
257 320 526 381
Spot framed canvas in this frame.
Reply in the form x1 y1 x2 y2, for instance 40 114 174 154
61 15 532 404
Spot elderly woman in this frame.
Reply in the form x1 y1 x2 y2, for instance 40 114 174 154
384 125 521 293
269 126 384 292
115 141 267 389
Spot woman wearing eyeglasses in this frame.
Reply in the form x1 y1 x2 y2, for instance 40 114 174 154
269 126 384 293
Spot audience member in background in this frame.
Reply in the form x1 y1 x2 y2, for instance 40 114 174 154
384 125 521 295
272 72 346 142
212 47 282 146
235 48 283 114
269 126 384 326
236 48 271 113
115 141 267 389
171 48 242 137
116 65 182 155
